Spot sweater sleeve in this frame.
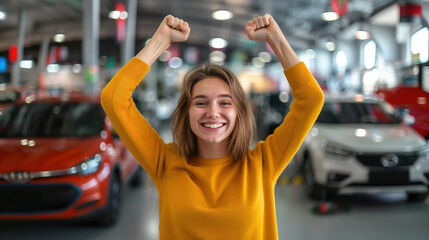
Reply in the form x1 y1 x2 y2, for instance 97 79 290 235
100 57 166 183
253 62 324 181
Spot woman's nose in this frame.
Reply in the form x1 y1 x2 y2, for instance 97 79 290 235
206 104 220 119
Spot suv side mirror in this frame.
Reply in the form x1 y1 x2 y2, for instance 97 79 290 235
402 114 415 126
395 107 415 125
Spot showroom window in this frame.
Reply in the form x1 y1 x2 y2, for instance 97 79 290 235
411 27 428 63
363 40 376 69
335 50 347 74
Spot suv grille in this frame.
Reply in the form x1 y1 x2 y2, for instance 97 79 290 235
355 153 418 167
0 184 80 214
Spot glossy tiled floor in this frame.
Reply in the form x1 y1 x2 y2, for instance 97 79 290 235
1 173 429 240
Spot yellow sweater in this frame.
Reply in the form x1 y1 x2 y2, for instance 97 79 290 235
101 57 324 240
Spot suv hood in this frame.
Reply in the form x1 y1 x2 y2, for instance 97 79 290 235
0 137 104 172
315 123 426 153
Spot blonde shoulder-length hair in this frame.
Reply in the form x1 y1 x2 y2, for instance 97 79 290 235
170 63 255 162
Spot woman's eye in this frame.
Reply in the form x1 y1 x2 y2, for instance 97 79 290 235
220 102 231 106
195 102 207 106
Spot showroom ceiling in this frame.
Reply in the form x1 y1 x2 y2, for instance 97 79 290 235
0 0 416 54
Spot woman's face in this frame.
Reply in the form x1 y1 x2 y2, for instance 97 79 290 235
189 77 237 145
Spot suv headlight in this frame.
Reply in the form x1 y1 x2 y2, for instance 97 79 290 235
322 142 353 158
69 154 102 175
420 143 429 162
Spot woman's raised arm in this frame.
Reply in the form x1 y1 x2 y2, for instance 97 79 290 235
136 15 190 66
245 14 299 69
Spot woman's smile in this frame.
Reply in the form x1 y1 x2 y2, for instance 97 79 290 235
201 122 227 129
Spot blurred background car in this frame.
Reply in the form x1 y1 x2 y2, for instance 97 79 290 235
0 94 143 226
295 94 429 202
250 91 292 140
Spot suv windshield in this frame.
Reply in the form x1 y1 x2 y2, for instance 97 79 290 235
317 102 401 124
0 102 105 138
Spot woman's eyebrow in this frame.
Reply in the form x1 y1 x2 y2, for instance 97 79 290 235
218 94 232 99
192 95 207 100
192 94 232 100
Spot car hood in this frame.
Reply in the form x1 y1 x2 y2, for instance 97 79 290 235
0 137 104 172
315 123 426 153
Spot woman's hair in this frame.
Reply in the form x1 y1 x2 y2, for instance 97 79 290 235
171 63 255 162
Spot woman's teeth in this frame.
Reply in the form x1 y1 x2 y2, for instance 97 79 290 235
203 123 223 128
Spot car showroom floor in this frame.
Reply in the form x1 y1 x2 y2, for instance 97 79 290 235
1 170 429 240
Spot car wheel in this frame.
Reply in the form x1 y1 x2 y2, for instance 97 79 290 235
97 172 122 226
407 192 429 202
303 158 324 200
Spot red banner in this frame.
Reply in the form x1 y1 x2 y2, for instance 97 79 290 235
331 0 348 17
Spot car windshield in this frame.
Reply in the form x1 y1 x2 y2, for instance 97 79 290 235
316 102 401 124
0 102 105 138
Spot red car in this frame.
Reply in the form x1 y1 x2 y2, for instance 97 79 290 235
376 64 429 142
0 94 143 225
377 86 429 140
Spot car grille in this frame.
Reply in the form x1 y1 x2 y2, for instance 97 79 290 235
0 184 80 214
355 153 418 167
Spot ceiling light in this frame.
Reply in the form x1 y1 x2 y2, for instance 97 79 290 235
252 57 265 68
159 50 171 62
119 11 128 20
168 57 183 69
325 41 336 51
20 60 33 69
321 11 339 21
54 33 66 43
47 64 59 73
109 10 120 19
209 51 226 62
306 49 316 59
212 10 233 20
72 64 81 73
109 2 127 20
355 30 370 40
259 52 272 62
209 38 228 49
0 11 6 20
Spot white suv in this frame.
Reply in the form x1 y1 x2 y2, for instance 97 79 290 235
295 94 429 201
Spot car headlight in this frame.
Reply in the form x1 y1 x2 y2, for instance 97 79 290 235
69 154 102 175
322 142 353 158
420 143 429 162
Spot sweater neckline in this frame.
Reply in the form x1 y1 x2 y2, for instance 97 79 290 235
188 155 232 166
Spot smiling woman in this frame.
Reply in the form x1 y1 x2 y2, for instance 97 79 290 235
101 14 324 240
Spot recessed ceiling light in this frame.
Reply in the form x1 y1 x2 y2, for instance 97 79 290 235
209 38 228 49
355 30 370 40
306 49 316 59
212 10 233 20
325 41 336 51
210 51 226 62
321 11 339 21
259 52 272 62
0 11 6 20
109 10 120 19
252 57 265 68
54 33 66 43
